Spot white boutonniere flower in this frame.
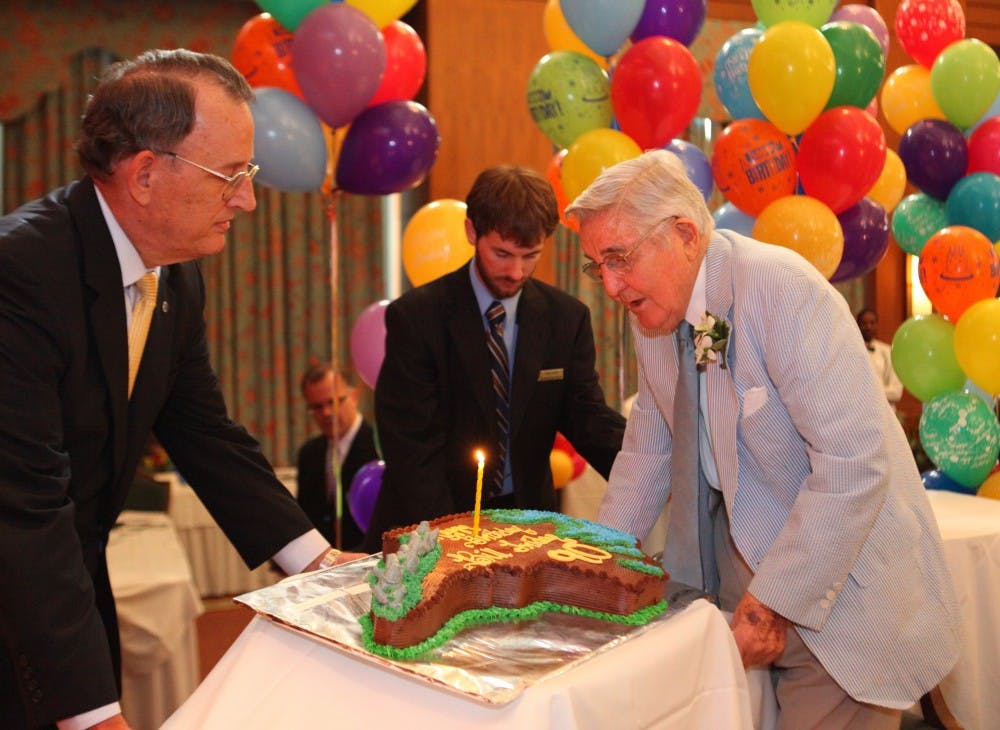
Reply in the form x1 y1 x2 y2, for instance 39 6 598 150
693 312 730 369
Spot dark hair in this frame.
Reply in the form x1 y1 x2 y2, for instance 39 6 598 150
856 307 877 324
300 362 354 397
77 49 254 180
465 165 558 247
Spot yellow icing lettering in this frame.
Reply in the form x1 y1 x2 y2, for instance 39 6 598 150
547 538 612 564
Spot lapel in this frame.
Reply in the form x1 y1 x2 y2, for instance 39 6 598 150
444 270 494 425
510 280 547 436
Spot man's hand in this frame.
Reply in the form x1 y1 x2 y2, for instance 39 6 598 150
303 548 367 572
729 591 790 668
89 713 131 729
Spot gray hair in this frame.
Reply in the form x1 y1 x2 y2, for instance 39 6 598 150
565 149 713 237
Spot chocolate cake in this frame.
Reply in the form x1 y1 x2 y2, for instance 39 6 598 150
359 509 668 659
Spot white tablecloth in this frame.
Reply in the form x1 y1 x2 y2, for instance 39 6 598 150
107 511 204 730
164 598 755 729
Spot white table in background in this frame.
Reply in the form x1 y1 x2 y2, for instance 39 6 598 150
107 511 203 730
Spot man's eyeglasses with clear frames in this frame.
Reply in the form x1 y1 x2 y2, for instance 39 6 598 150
159 151 259 201
581 216 677 282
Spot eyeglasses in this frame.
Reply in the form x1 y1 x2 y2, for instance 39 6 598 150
306 394 349 413
160 151 259 201
581 217 676 282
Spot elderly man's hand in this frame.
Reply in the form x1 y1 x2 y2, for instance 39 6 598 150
729 591 790 668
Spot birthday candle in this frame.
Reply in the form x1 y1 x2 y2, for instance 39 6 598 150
473 450 485 537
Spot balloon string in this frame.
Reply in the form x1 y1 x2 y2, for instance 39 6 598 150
328 191 342 549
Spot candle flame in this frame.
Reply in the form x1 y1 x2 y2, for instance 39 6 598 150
475 449 485 463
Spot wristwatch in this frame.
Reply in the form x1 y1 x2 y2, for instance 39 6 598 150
317 548 342 570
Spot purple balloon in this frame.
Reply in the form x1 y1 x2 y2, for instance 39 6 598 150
336 101 440 195
664 139 713 202
349 460 385 532
830 198 890 283
898 119 969 201
829 4 890 57
350 300 389 389
292 4 386 128
630 0 707 47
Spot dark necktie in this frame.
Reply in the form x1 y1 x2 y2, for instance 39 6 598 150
486 301 510 498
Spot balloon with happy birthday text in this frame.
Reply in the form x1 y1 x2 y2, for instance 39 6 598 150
751 0 838 28
946 172 1000 242
830 4 890 57
891 193 949 255
232 13 303 99
920 390 1000 488
891 314 967 402
899 119 968 201
630 0 707 48
714 28 766 122
829 198 890 283
865 148 906 214
527 51 612 149
665 139 713 203
918 225 1000 321
250 87 327 191
753 195 844 279
711 118 797 217
367 20 426 107
562 128 642 202
931 39 1000 130
401 199 473 287
561 0 645 57
350 300 389 389
968 118 1000 177
880 65 946 136
954 297 1000 395
820 21 885 111
895 0 965 69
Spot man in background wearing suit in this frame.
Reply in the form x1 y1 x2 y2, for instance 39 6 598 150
0 50 352 730
297 363 378 550
567 150 958 728
363 165 625 551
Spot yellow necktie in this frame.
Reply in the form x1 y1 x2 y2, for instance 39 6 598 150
127 272 158 397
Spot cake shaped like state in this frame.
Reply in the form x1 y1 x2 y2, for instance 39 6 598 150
359 509 667 660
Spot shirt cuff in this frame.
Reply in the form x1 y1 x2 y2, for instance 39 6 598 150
272 529 329 574
57 702 121 729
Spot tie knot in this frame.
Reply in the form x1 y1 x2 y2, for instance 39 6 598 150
136 271 158 301
486 301 505 328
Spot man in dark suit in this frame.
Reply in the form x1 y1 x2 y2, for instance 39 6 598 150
296 364 379 550
363 165 626 551
0 50 352 729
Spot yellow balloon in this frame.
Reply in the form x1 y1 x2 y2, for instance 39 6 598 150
345 0 417 29
753 195 844 279
562 128 642 202
880 65 946 136
402 199 474 286
747 21 835 135
865 148 906 214
543 0 608 69
979 470 1000 500
953 297 1000 394
550 449 574 488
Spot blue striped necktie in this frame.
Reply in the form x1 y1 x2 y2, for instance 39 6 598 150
486 301 510 498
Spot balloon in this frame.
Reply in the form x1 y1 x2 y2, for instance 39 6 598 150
829 198 890 283
712 202 756 237
713 28 767 121
561 0 645 57
979 470 1000 500
630 0 708 47
542 0 607 68
891 314 967 402
748 21 835 135
751 0 838 28
611 37 701 150
335 101 440 195
946 173 1000 242
553 431 574 455
350 300 390 389
968 118 1000 176
711 119 797 217
880 65 946 136
967 91 1000 136
920 391 1000 488
571 452 587 480
797 106 886 213
232 13 303 99
550 449 574 488
922 468 976 494
562 128 642 202
865 149 906 214
292 4 386 128
953 297 1000 394
820 22 886 111
830 4 890 57
546 149 580 232
256 0 326 33
344 0 418 29
895 0 965 69
918 226 1000 321
401 199 473 286
526 51 612 149
891 193 949 255
348 460 385 531
899 119 968 201
753 195 844 279
931 39 1000 130
367 21 426 107
664 139 713 202
250 87 327 191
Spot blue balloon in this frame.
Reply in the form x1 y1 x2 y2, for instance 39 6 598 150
966 90 1000 136
712 202 756 237
946 172 1000 242
665 139 713 202
250 87 327 192
561 0 645 57
713 29 766 121
921 468 976 494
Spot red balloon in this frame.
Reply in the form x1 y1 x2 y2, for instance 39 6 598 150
894 0 965 68
918 226 1000 321
546 149 580 232
711 119 797 217
553 432 576 456
368 20 427 107
231 13 304 99
611 37 701 150
967 118 1000 177
798 107 886 214
571 452 587 480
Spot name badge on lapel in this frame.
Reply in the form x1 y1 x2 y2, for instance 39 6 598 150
538 368 564 382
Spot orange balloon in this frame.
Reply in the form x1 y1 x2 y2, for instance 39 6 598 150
979 469 1000 500
712 119 798 217
880 65 945 136
562 129 642 202
546 149 580 232
231 13 304 99
753 195 844 279
918 226 1000 322
550 449 574 488
865 148 906 214
402 200 474 286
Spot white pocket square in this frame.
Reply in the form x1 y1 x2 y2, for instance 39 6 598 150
743 387 767 418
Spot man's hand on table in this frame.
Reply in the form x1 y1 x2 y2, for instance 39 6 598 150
304 548 369 572
729 591 790 668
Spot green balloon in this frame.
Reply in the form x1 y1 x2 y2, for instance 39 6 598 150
891 315 966 402
920 391 1000 487
931 39 1000 130
527 51 612 150
257 0 326 32
891 194 948 255
821 22 886 110
751 0 838 28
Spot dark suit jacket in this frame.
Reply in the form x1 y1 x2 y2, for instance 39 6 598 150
296 420 379 550
363 265 625 551
0 179 315 727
